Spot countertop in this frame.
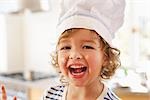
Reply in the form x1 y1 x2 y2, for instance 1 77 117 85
1 75 150 100
114 86 150 100
0 75 60 90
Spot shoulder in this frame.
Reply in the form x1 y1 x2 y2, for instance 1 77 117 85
97 83 121 100
42 84 65 100
104 88 120 100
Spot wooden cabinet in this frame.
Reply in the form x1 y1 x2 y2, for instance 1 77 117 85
115 87 150 100
28 87 45 100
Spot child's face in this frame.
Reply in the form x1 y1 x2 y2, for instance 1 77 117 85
57 29 105 86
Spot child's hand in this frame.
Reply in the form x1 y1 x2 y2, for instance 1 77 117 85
1 85 17 100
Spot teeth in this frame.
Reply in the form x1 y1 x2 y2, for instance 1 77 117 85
70 65 84 68
69 66 87 74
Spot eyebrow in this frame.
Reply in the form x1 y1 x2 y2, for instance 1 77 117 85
82 39 96 43
58 38 70 44
59 37 99 45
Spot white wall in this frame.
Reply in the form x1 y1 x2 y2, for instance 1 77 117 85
0 1 59 74
0 14 24 73
23 11 57 73
0 12 58 73
6 14 24 72
0 14 7 72
22 0 59 73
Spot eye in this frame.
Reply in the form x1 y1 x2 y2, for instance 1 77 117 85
60 46 71 50
83 45 94 49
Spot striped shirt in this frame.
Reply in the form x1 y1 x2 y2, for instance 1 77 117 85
42 84 120 100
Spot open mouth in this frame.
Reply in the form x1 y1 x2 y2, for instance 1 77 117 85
68 65 87 77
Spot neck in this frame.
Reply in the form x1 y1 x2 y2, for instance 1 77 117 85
67 80 104 100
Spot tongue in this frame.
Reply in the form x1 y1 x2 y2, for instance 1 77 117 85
73 68 83 73
70 67 87 73
69 67 87 78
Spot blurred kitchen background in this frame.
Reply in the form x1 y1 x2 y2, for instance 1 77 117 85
0 0 150 100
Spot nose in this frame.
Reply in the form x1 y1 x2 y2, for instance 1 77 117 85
69 49 83 60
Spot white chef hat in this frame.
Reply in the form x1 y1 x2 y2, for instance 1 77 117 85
56 0 125 46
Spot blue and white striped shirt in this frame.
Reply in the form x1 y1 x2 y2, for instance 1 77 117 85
42 84 120 100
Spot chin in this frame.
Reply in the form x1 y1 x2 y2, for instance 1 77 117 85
70 81 87 87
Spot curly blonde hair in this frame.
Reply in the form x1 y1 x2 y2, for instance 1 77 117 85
51 28 121 80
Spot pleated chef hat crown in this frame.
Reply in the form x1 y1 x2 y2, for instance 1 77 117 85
56 0 125 45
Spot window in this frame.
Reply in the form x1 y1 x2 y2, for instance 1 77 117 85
40 0 50 11
113 0 150 70
0 0 50 13
0 0 19 13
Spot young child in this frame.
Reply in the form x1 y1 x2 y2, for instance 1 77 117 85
1 0 125 100
42 0 125 100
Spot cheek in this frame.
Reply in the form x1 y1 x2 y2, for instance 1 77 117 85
86 53 104 70
58 53 68 73
58 55 65 66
